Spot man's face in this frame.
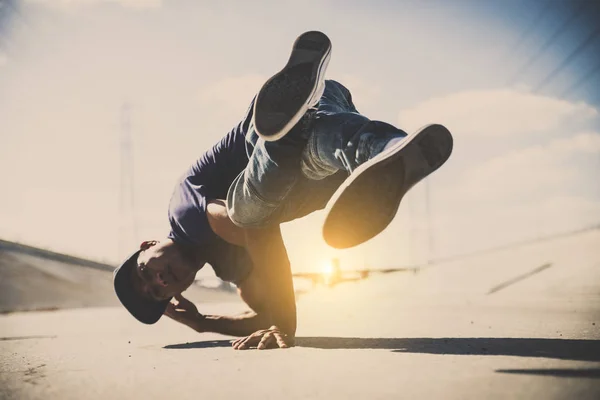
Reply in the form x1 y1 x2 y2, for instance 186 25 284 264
130 240 198 302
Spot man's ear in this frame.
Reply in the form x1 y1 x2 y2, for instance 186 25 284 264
140 240 158 250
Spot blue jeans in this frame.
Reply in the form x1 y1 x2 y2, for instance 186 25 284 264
227 80 407 227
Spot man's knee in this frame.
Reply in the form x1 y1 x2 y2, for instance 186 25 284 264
227 199 279 228
301 129 338 180
226 173 282 228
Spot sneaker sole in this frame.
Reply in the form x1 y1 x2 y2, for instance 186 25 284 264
322 124 454 249
253 31 331 141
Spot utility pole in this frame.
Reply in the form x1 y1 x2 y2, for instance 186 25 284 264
407 193 414 266
425 179 434 265
118 102 137 259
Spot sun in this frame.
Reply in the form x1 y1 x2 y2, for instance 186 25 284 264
319 258 341 286
321 260 335 277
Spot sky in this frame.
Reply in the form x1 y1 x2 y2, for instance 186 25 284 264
0 0 599 273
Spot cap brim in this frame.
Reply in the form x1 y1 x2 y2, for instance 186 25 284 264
113 250 171 325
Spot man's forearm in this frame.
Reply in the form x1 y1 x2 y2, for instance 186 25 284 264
258 257 297 336
243 226 297 336
190 312 271 337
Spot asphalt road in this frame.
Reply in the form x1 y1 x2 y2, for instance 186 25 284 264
1 229 599 399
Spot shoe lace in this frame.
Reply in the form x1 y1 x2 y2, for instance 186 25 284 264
334 143 357 174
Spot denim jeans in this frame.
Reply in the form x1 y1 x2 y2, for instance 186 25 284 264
226 80 408 227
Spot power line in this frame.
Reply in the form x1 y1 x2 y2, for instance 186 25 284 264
559 61 600 98
502 0 554 60
532 25 600 93
118 103 138 259
428 222 600 266
507 0 588 85
425 179 434 265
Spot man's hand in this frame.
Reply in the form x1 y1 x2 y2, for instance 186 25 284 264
165 294 205 331
231 326 294 350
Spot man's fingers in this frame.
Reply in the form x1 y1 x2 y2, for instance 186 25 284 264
274 332 289 348
233 336 251 350
263 334 276 350
164 303 175 316
236 333 264 350
169 299 181 310
232 329 268 349
164 308 179 321
257 332 274 350
236 336 254 350
232 329 292 350
174 293 183 301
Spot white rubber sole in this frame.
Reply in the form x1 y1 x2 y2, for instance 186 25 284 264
255 43 331 142
322 124 454 249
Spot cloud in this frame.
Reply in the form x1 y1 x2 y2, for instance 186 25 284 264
0 52 7 67
430 194 600 257
455 132 600 203
398 88 600 206
398 88 597 137
396 89 600 257
25 0 162 9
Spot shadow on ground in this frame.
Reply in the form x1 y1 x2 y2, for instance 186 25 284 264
496 368 600 378
164 337 600 362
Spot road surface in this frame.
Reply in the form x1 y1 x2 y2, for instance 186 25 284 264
1 229 599 399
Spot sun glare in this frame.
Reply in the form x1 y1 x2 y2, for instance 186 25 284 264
321 260 335 277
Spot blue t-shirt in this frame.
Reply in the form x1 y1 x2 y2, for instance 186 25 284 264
167 100 255 285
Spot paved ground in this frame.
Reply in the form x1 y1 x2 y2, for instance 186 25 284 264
1 229 599 399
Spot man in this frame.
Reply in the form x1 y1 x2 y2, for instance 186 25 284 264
113 31 453 350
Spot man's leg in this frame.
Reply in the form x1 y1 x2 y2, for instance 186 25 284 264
227 32 452 235
253 31 331 141
227 113 313 228
300 81 453 248
227 78 407 228
301 80 406 181
226 31 331 227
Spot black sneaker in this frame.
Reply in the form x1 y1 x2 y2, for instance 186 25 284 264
322 124 454 249
253 31 331 141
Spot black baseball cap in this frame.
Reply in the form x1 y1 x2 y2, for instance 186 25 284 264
113 249 171 325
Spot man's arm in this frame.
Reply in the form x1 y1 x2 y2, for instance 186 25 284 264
176 271 276 337
195 312 269 337
241 225 296 336
165 293 266 337
168 269 294 339
205 199 297 342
